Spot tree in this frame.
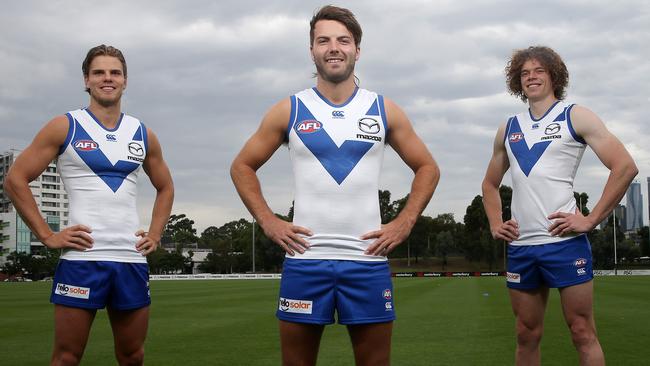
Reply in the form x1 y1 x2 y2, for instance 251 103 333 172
462 186 511 267
164 214 199 244
379 190 396 224
638 226 650 257
574 192 590 216
434 231 454 269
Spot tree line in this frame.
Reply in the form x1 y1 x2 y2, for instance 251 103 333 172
3 187 649 278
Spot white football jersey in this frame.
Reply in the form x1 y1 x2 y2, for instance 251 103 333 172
287 87 388 261
504 101 586 245
57 108 147 262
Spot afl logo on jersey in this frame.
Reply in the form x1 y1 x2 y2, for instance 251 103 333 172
509 132 524 143
73 140 99 151
295 120 322 134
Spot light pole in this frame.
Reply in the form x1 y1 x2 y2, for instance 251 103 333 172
252 218 256 273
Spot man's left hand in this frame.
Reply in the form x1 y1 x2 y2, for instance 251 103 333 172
547 209 594 236
361 218 412 256
135 229 160 256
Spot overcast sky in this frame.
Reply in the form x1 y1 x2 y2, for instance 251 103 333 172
1 1 648 233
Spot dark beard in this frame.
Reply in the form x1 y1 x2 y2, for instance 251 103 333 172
315 60 355 84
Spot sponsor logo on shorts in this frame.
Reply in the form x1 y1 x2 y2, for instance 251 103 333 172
509 133 523 143
73 140 99 152
385 302 393 311
295 120 322 134
577 268 587 276
382 289 392 300
506 272 521 283
55 283 90 299
278 297 312 314
575 258 587 267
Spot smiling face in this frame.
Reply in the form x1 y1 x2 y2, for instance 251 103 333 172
520 58 554 102
84 55 126 108
310 19 360 84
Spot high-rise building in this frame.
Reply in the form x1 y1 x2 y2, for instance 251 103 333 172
647 177 650 226
0 149 69 260
625 180 643 232
600 203 626 230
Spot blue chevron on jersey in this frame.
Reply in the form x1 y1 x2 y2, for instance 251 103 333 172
508 116 551 177
366 99 380 116
553 107 569 122
132 126 143 141
72 120 140 192
294 98 373 185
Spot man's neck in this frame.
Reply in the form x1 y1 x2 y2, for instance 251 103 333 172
87 101 122 129
528 94 558 120
315 77 357 105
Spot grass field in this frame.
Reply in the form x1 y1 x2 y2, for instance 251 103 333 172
1 277 649 365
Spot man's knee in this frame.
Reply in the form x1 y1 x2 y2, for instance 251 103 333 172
516 320 543 347
568 317 597 348
116 347 144 366
52 350 83 366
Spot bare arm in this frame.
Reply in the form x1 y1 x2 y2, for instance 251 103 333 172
136 128 174 255
230 98 312 255
548 105 638 235
3 116 93 250
362 98 440 255
481 123 519 241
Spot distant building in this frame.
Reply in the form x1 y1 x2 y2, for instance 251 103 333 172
0 150 69 262
600 203 626 230
626 181 643 232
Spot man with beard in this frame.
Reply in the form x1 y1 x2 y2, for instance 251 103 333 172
482 46 637 365
231 6 439 366
4 45 174 365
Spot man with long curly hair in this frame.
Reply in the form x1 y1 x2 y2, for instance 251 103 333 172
482 45 637 365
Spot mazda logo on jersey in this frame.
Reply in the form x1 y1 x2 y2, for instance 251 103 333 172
358 118 380 134
128 142 144 156
509 133 523 143
545 123 561 135
295 120 322 134
74 140 99 151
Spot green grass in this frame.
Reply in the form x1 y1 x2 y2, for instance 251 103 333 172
1 277 649 365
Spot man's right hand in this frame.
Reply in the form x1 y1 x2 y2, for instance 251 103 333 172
261 217 312 256
491 219 519 242
42 224 94 251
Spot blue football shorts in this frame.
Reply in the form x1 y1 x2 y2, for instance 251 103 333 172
50 259 150 310
506 234 593 289
277 259 396 325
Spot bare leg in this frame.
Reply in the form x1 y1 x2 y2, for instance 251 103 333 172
107 306 149 366
279 320 325 366
559 281 605 366
347 322 393 366
51 305 96 366
509 287 549 366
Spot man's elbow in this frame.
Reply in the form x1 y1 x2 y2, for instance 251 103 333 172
3 172 20 201
481 178 497 197
618 158 639 182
